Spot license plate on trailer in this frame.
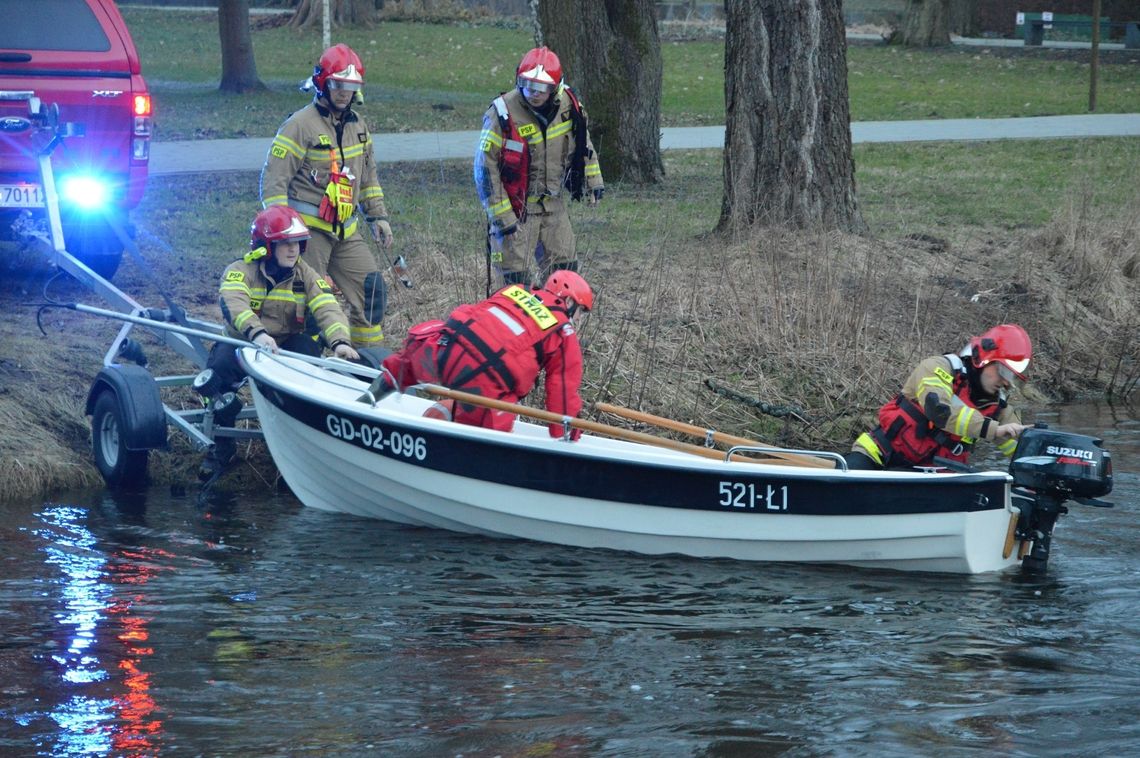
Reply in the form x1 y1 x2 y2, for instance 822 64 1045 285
0 183 45 208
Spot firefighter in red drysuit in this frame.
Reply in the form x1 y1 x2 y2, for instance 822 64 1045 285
261 43 392 350
474 46 604 287
846 324 1033 470
370 270 594 439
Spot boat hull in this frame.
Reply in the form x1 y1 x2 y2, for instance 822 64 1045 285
242 350 1021 574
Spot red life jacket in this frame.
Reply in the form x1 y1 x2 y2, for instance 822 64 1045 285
872 354 1004 466
492 96 530 222
437 284 572 400
492 87 589 216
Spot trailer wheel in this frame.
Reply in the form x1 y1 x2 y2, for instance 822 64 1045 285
91 391 148 488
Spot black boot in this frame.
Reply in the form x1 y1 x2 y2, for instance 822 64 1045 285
358 375 395 403
198 440 236 481
198 393 241 480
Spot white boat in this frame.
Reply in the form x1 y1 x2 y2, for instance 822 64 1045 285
238 348 1113 575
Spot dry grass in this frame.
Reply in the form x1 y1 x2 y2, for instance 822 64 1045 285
573 194 1140 453
0 376 102 501
1 163 1137 502
1013 191 1140 397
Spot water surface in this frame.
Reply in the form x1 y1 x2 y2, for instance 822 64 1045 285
2 403 1137 756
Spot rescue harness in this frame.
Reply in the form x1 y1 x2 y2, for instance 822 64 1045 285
437 286 568 395
490 85 590 220
491 95 530 222
866 354 1003 466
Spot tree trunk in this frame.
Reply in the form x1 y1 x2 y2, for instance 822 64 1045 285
539 0 664 185
948 0 977 37
528 0 542 46
218 0 266 93
897 0 952 47
717 0 863 234
291 0 376 28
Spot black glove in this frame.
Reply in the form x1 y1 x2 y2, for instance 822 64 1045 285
592 188 605 202
923 392 951 429
497 223 517 237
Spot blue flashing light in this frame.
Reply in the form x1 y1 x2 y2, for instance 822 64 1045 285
59 175 111 212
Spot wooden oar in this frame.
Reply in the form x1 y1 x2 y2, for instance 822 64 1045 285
415 384 803 466
594 402 835 469
1002 512 1020 560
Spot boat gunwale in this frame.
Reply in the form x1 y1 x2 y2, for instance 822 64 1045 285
242 349 1015 521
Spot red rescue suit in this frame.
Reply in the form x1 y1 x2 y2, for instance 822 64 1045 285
382 284 583 436
869 357 1003 466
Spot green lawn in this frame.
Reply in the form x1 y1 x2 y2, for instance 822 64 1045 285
132 137 1139 285
120 8 1139 247
123 10 1140 141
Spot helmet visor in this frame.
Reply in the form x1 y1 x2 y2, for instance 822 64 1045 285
280 215 311 242
328 79 362 92
996 358 1029 383
517 77 554 95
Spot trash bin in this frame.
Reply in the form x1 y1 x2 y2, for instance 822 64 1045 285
1126 22 1140 49
1024 19 1045 45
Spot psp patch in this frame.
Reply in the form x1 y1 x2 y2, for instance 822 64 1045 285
225 270 245 282
270 145 288 159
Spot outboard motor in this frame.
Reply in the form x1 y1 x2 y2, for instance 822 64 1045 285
1009 426 1113 574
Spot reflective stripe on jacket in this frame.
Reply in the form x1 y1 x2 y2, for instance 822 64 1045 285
218 256 351 348
260 101 387 238
474 86 603 231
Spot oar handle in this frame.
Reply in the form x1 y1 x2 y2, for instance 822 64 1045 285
594 402 833 469
416 385 775 465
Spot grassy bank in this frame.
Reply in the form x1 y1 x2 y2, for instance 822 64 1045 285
122 9 1140 140
2 136 1137 501
1 13 1137 502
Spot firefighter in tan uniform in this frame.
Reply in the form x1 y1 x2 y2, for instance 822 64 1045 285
261 43 393 349
474 46 604 286
196 207 358 476
845 324 1033 471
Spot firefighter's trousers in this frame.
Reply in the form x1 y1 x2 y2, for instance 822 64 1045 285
305 228 385 348
501 195 575 281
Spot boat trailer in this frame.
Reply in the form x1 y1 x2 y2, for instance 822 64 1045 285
4 92 220 486
14 93 379 489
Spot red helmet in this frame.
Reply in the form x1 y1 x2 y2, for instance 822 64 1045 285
543 270 593 311
251 206 310 250
313 43 364 92
970 324 1032 381
516 46 562 93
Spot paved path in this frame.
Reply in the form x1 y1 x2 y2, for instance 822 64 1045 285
150 114 1140 176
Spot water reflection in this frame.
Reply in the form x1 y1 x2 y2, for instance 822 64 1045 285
29 497 164 756
0 401 1136 755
